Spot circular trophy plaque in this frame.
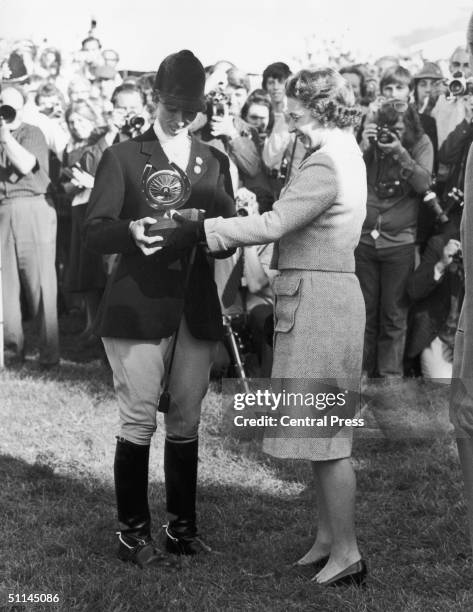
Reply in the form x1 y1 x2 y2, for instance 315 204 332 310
142 163 191 213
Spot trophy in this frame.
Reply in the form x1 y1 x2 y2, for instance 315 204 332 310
141 162 203 241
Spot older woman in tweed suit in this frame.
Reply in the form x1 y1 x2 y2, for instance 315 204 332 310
170 68 367 586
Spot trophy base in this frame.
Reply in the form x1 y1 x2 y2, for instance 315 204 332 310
145 218 179 239
144 209 204 239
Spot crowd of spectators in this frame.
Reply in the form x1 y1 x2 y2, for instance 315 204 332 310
0 31 470 381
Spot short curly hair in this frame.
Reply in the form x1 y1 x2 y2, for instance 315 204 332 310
285 67 362 129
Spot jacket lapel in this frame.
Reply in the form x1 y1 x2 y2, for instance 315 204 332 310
140 129 173 171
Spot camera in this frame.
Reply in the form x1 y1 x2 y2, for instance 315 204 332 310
375 180 402 199
207 90 229 117
236 203 249 217
121 114 145 135
452 249 463 264
443 186 464 215
375 124 397 144
0 104 16 123
235 187 256 216
368 124 398 146
448 71 473 96
423 190 449 224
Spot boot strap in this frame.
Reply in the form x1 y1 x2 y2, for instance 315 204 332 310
116 531 147 550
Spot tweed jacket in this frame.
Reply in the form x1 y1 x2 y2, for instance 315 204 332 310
83 127 235 340
204 129 367 273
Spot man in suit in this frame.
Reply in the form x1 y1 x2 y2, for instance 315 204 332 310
84 50 234 567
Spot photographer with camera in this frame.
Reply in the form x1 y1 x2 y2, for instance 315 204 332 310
356 101 433 378
199 67 261 193
437 78 473 220
0 84 59 367
406 231 463 381
432 47 472 176
104 82 149 143
240 89 274 151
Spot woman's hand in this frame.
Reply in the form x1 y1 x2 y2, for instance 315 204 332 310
129 217 163 256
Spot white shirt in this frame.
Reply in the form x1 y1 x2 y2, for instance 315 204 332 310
153 119 191 172
22 103 69 158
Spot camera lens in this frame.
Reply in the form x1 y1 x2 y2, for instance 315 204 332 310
236 208 248 217
128 115 145 130
377 126 394 144
0 104 16 123
450 81 464 95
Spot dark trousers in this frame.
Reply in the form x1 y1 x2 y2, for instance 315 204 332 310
355 242 415 377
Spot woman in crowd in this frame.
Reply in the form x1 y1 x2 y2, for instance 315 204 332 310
340 65 366 106
357 101 433 378
169 67 368 587
63 100 106 342
239 89 274 193
240 89 274 150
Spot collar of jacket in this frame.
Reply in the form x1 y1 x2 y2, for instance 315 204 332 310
136 126 210 187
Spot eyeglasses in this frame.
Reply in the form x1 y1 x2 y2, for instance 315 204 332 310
247 114 267 122
380 99 408 113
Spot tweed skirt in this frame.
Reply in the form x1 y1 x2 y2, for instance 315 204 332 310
263 269 365 461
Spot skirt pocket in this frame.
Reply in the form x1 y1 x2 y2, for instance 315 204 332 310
273 275 302 333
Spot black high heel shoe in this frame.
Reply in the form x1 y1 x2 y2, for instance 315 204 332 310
293 555 329 571
314 559 368 587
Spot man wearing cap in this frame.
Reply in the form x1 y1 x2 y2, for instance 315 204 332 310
84 50 234 567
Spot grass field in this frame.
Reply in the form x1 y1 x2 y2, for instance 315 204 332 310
1 314 472 612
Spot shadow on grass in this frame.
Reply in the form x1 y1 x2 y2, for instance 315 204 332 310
1 447 473 612
204 376 455 493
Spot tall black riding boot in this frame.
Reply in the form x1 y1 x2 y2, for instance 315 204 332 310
164 436 211 555
114 437 168 568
